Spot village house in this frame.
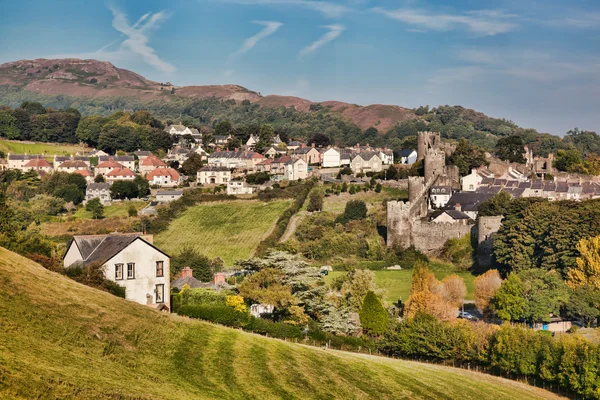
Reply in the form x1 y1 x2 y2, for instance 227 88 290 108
63 233 170 310
56 160 89 174
461 169 484 192
270 156 292 175
379 149 394 165
291 146 321 165
156 190 183 202
85 182 111 204
398 149 417 165
429 186 453 209
133 150 153 161
164 123 201 140
322 147 341 168
53 155 90 169
167 147 195 164
208 151 245 169
246 134 258 149
350 152 383 173
0 158 7 170
7 154 44 170
98 155 135 171
212 135 232 148
443 192 493 220
227 181 256 195
193 145 209 162
23 158 53 174
90 149 109 157
284 158 308 181
197 166 231 185
139 155 167 175
74 169 94 183
432 209 472 224
287 141 304 151
240 152 267 172
256 159 272 173
105 167 136 183
96 159 125 176
146 168 181 187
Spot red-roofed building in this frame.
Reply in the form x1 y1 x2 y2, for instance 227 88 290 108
256 158 272 173
23 158 53 174
57 160 90 174
105 167 136 183
96 159 125 176
73 169 94 183
146 168 181 187
140 155 167 175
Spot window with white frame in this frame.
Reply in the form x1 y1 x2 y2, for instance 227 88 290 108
127 263 135 279
115 263 123 280
155 284 165 303
156 261 164 277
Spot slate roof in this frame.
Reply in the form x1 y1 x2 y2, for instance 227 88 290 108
444 192 494 212
157 190 183 196
199 166 230 172
430 186 452 195
354 151 380 162
8 154 44 160
171 275 204 290
99 156 134 162
58 160 88 168
398 149 416 157
86 183 110 191
444 210 472 220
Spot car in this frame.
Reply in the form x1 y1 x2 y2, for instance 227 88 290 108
457 311 475 320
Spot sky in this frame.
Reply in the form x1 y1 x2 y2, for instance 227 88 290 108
0 0 599 135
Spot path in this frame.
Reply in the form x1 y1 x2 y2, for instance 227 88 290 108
280 212 306 242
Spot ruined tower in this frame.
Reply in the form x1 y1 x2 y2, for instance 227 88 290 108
417 131 441 161
424 148 445 183
477 216 503 268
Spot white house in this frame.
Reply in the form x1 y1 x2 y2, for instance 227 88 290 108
350 152 383 173
139 155 167 175
197 166 231 185
284 158 308 181
7 154 45 170
379 150 394 165
461 169 484 192
398 149 417 165
86 182 111 204
146 168 181 187
164 124 200 138
56 160 89 174
156 190 183 202
96 159 125 176
63 233 171 310
227 181 256 195
246 134 258 148
429 186 452 209
98 156 135 171
322 147 341 168
432 210 472 224
22 158 54 174
105 167 136 183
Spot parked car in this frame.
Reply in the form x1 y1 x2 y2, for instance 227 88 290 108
457 311 475 320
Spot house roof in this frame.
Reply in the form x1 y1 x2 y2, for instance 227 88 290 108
24 158 52 167
398 149 416 157
445 192 494 212
353 152 380 162
8 154 44 160
97 159 124 168
199 166 230 172
99 155 134 162
86 183 110 191
443 210 472 220
157 190 183 196
147 167 180 180
272 156 292 164
140 155 167 167
430 186 452 194
134 151 153 156
171 275 205 290
293 147 316 154
58 160 88 168
74 169 92 177
106 167 135 177
67 233 170 266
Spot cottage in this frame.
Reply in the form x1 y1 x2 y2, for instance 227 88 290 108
197 166 231 185
139 155 167 175
350 152 383 173
86 182 111 204
56 160 89 174
105 167 136 183
208 151 245 169
284 158 308 181
53 155 90 169
256 159 272 173
212 135 232 148
429 186 452 209
444 192 494 219
164 124 200 139
270 156 292 175
292 146 321 165
23 158 53 174
379 149 394 165
134 150 153 161
0 158 7 171
146 168 181 187
156 190 183 202
322 147 341 168
63 233 170 310
398 149 417 165
227 181 256 195
432 209 472 224
98 155 135 171
74 169 94 183
7 154 45 170
287 141 304 151
246 134 258 148
96 159 125 176
461 169 484 192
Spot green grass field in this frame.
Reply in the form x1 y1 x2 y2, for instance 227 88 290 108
73 201 148 219
326 267 476 304
155 200 291 266
0 247 561 400
0 139 88 157
321 186 408 214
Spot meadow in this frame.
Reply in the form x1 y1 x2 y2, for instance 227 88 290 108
155 200 291 266
72 200 148 219
0 138 88 157
0 247 561 400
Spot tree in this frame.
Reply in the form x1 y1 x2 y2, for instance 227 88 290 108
171 246 222 281
339 269 384 311
128 204 138 217
441 275 466 308
448 138 489 176
181 153 203 176
308 133 330 148
478 191 512 217
110 180 139 200
566 236 600 289
490 273 526 321
375 183 382 193
495 135 526 164
518 269 568 323
94 174 105 183
29 194 64 217
214 120 233 136
53 184 84 205
341 200 367 222
564 285 600 327
238 268 295 312
474 269 502 314
253 124 275 154
0 110 19 139
226 295 247 313
76 116 107 147
85 198 105 219
133 176 150 198
359 291 389 336
21 101 46 116
306 191 323 212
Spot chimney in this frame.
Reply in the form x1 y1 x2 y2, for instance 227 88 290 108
213 272 226 285
181 267 193 278
311 142 315 148
455 203 461 212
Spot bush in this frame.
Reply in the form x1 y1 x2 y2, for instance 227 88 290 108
338 200 367 223
181 288 230 306
178 304 250 327
359 291 389 336
246 317 303 339
306 191 323 212
128 204 138 217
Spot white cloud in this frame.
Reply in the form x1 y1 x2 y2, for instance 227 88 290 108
299 24 344 57
220 0 350 18
373 7 518 36
108 6 175 73
229 20 283 60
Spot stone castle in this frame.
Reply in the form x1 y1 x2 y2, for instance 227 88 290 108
387 131 473 255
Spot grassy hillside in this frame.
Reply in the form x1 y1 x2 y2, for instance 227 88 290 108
0 138 87 157
155 200 291 266
72 201 148 219
0 247 562 400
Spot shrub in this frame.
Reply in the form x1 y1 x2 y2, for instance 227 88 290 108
178 304 250 327
338 200 367 223
181 288 230 306
359 291 389 336
306 191 323 212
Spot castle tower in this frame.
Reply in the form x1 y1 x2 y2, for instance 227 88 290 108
408 176 425 202
477 216 503 268
386 201 412 249
424 148 445 183
417 131 441 161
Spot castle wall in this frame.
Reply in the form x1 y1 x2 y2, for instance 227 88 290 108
386 200 412 249
411 221 473 255
417 131 441 160
424 149 445 183
477 216 503 268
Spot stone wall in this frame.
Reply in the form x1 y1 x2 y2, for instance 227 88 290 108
411 221 473 255
424 149 445 183
477 215 503 268
417 131 441 160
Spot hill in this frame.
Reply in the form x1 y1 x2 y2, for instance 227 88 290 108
0 246 562 399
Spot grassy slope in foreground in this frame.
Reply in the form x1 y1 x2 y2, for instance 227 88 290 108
0 247 563 400
154 200 290 266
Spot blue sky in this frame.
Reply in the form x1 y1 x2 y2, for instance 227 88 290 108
1 0 599 135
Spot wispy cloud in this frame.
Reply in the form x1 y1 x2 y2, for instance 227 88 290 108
220 0 350 18
299 24 344 57
229 20 283 60
373 7 518 36
108 5 175 73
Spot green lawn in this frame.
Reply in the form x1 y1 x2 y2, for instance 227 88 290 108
73 201 148 219
0 139 88 158
321 186 408 214
155 200 291 266
0 247 561 400
326 267 476 304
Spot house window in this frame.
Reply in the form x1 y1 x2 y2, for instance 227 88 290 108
155 284 165 303
127 263 135 279
156 261 164 277
115 264 123 280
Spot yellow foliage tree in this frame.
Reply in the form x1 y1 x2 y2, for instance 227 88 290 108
474 269 502 313
567 236 600 289
441 274 467 308
226 295 247 313
285 305 310 326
